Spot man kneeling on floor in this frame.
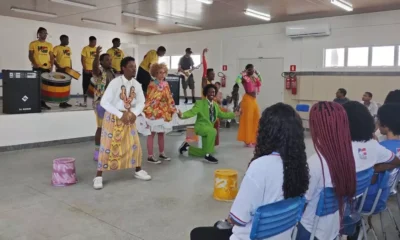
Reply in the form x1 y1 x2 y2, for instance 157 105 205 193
178 84 239 163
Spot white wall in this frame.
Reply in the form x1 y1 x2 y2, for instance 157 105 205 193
142 10 400 96
0 15 145 97
0 111 95 147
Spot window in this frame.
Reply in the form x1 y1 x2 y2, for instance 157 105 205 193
171 54 202 69
347 47 369 67
371 46 395 67
324 48 345 67
158 56 171 69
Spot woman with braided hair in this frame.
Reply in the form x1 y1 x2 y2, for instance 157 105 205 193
298 101 356 240
190 103 309 240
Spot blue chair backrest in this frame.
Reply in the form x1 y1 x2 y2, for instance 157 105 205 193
296 104 310 112
316 188 339 217
250 196 306 240
355 168 374 197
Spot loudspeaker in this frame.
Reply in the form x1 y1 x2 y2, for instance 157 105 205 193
166 74 180 106
2 70 41 114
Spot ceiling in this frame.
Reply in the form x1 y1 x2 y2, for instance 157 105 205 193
1 0 400 35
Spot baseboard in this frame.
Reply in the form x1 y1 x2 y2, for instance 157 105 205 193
0 136 94 153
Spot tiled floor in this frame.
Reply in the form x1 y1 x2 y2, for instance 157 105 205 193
0 129 399 240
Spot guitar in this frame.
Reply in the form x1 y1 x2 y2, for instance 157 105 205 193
178 63 202 81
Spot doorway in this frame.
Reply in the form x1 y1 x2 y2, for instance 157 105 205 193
238 58 284 111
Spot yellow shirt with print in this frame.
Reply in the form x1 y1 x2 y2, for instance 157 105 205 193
106 48 125 72
139 50 158 72
53 45 72 69
81 46 97 71
29 40 53 69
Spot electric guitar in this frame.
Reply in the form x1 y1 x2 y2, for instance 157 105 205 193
178 64 202 81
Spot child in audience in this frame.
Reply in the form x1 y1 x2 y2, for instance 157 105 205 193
298 101 357 240
362 103 400 212
375 89 400 141
190 103 309 240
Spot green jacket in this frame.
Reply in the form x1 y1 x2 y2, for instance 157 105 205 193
182 99 235 129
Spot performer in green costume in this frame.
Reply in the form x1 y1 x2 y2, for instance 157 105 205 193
178 84 238 163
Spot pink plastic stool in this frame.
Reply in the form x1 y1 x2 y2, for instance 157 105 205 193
52 157 78 186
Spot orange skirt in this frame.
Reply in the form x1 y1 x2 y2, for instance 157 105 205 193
237 94 260 144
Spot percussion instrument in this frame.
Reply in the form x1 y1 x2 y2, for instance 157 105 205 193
213 169 238 202
41 72 72 103
87 77 96 98
64 68 81 80
52 157 78 186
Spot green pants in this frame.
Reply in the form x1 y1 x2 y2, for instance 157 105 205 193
189 126 217 157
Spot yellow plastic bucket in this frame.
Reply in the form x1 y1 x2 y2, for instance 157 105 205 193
213 169 239 202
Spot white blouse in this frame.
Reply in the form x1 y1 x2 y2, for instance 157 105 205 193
100 75 145 119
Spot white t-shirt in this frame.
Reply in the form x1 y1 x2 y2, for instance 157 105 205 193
229 153 292 240
301 140 394 240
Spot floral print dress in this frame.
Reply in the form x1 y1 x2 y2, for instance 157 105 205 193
136 80 177 135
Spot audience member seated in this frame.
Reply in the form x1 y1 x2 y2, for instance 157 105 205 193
361 91 379 118
298 101 356 240
362 103 400 213
375 89 400 142
190 103 309 240
333 88 350 104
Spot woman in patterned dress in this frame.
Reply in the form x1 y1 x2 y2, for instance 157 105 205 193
140 63 177 164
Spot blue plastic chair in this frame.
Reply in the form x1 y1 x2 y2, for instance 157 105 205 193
296 104 310 113
360 171 400 240
250 196 306 240
342 168 374 238
310 187 340 240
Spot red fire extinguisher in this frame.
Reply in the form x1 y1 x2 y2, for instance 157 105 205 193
218 72 226 87
285 77 291 89
291 75 297 95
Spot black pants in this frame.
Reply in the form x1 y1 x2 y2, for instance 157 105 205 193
33 67 50 105
190 227 232 240
136 66 151 95
82 71 92 95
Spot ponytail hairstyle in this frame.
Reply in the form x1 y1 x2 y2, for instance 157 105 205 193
309 101 356 220
250 103 309 199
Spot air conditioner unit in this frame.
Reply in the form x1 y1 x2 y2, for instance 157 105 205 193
286 24 331 38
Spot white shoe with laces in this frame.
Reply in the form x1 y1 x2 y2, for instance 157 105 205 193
135 170 152 181
93 177 103 190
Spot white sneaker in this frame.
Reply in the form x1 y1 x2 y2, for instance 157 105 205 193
93 177 103 189
134 170 152 181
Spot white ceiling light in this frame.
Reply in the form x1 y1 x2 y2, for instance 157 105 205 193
331 0 353 12
196 0 213 4
244 8 271 21
122 12 157 22
81 18 116 26
10 7 57 17
175 22 202 30
50 0 97 9
134 28 161 34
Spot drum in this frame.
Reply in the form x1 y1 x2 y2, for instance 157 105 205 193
41 72 72 103
87 77 96 98
65 68 81 80
52 157 78 186
213 169 238 202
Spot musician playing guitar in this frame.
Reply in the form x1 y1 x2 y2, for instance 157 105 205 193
179 48 196 104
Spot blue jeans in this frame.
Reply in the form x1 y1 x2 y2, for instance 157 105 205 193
296 223 318 240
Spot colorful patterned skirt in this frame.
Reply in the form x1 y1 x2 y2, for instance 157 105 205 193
97 112 143 171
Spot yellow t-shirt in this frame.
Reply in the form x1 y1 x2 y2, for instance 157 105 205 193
106 48 125 72
53 45 72 69
139 50 158 72
29 40 53 69
81 46 97 71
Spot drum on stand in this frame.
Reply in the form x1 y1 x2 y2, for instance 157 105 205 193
87 77 96 98
41 72 72 103
64 68 81 80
